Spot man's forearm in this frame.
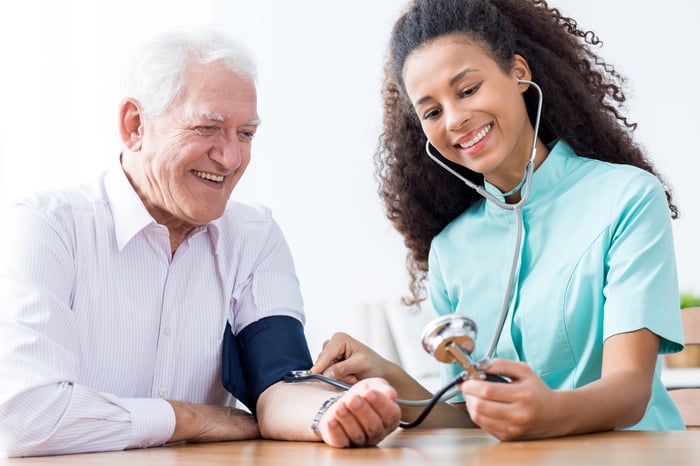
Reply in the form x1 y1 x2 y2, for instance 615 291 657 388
168 400 260 444
256 378 402 448
255 380 341 441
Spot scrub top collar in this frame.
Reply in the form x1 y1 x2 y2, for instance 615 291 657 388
482 139 573 212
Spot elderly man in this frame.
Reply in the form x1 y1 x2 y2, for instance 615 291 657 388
0 28 400 457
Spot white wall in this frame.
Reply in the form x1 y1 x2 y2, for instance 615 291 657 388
553 0 700 300
1 0 698 358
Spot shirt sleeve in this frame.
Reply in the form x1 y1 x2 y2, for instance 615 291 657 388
230 217 305 334
0 202 175 457
603 172 683 354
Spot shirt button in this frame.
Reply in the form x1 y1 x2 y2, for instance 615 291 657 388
164 326 171 336
158 387 167 397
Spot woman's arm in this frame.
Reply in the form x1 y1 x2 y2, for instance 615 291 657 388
459 328 660 440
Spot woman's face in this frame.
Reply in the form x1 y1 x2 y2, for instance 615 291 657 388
403 34 535 192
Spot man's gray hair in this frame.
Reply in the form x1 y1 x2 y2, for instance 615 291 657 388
121 27 257 116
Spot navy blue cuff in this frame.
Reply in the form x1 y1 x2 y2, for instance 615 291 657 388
222 315 312 416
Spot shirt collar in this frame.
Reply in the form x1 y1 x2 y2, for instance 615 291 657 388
105 156 223 253
104 156 158 251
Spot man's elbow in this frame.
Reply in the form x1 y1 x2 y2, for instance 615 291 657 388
0 422 50 458
0 389 74 457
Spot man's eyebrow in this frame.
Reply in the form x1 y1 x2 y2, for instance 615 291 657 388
202 112 225 122
200 112 262 126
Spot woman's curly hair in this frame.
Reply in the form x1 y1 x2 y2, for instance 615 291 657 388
375 0 678 306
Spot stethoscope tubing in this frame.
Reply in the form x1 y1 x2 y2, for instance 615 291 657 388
283 371 464 429
424 79 543 361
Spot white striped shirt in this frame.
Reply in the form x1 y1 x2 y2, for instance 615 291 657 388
0 162 305 457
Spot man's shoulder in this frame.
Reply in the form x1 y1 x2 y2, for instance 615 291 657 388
214 201 275 236
210 202 287 259
10 174 109 219
222 201 272 222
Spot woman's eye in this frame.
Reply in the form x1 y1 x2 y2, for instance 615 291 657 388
423 108 441 120
194 126 217 136
460 84 480 98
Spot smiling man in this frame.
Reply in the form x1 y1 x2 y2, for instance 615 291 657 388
0 28 400 457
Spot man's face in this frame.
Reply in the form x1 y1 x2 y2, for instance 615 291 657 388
136 61 259 231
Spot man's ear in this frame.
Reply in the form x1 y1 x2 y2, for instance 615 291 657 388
119 98 144 152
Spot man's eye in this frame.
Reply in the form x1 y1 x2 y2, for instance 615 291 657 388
194 126 217 136
238 129 256 142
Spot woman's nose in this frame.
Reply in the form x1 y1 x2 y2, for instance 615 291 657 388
445 103 470 132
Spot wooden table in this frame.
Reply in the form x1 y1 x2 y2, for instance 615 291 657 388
3 428 699 465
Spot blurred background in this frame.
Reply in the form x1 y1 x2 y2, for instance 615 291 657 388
1 1 698 365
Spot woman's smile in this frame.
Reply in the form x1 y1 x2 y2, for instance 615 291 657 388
455 123 493 155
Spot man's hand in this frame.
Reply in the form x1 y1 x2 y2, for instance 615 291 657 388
167 401 260 443
317 377 401 448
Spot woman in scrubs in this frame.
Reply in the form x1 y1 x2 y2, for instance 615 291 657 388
312 0 685 440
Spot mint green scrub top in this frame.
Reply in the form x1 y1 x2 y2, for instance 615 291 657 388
429 140 685 430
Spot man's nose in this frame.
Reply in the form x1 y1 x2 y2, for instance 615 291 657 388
210 134 242 169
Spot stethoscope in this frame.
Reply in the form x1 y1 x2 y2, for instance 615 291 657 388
285 79 544 428
422 78 543 369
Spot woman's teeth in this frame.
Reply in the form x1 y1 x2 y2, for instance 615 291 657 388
459 124 492 149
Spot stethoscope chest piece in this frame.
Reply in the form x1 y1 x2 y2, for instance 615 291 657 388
421 314 509 382
421 314 477 363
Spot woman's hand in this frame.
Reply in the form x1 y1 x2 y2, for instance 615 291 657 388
459 358 563 441
311 332 393 385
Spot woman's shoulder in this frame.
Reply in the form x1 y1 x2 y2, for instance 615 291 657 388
572 153 665 202
552 140 655 186
542 139 663 204
562 150 670 227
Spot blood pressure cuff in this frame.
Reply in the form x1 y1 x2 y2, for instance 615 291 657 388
222 315 313 417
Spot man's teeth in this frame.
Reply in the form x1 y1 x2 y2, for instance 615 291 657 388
193 170 224 182
459 124 492 149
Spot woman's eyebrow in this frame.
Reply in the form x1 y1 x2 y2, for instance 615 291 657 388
413 67 479 107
